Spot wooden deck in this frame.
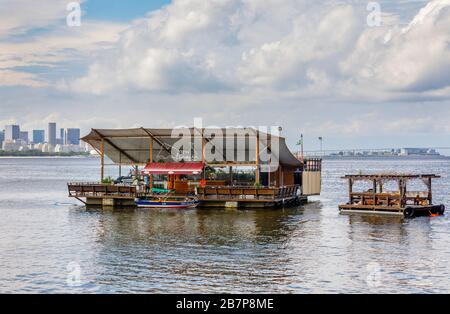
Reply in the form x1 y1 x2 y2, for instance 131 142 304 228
68 182 137 207
68 183 136 197
197 185 303 208
339 204 404 216
68 183 306 209
340 204 445 217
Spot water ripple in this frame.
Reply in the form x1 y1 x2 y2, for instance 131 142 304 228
0 158 449 293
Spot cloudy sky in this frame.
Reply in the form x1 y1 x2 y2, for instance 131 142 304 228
1 0 449 150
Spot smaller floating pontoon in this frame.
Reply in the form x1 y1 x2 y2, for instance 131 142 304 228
339 174 445 218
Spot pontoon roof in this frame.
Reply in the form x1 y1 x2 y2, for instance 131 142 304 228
81 127 302 167
342 174 441 180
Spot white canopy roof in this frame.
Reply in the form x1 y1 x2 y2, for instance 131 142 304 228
82 127 302 168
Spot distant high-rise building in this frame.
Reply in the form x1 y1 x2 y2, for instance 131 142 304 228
19 131 29 143
5 125 20 141
0 130 4 148
66 128 81 145
48 123 56 146
60 128 65 145
33 130 45 143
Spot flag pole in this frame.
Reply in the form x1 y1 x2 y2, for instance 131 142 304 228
301 133 304 163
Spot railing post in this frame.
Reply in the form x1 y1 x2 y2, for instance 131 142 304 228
255 132 260 185
101 139 105 182
149 138 153 191
119 152 122 177
373 179 377 206
428 177 432 204
349 179 353 204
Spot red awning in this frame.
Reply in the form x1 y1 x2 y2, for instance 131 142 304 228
142 162 205 175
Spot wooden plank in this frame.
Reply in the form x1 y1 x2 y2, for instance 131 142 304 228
349 178 353 204
101 139 104 181
149 138 153 190
339 204 404 212
75 197 87 205
199 197 279 203
70 195 136 200
255 132 260 185
340 209 404 217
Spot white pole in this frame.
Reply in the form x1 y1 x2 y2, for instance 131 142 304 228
319 137 323 157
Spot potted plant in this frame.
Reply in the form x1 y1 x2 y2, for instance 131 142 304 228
102 176 113 185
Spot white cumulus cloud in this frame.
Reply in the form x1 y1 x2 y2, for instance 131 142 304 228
71 0 450 102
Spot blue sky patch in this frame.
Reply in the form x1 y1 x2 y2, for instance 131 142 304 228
84 0 171 22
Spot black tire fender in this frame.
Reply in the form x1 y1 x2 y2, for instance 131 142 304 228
404 207 415 218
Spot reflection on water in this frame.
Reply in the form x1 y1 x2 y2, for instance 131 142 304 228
67 207 310 293
0 157 449 293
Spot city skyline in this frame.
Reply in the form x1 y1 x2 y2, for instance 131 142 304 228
0 0 449 150
0 121 83 153
1 122 80 144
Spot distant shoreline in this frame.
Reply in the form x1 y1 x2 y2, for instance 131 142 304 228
321 155 450 160
0 155 95 159
0 151 92 158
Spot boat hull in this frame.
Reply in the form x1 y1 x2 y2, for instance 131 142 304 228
136 199 198 209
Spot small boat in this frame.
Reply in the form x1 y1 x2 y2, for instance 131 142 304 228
135 195 199 209
339 173 445 218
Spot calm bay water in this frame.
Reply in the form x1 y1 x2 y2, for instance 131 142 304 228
0 157 449 293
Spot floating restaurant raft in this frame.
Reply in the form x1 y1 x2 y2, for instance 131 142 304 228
339 174 445 218
68 127 322 209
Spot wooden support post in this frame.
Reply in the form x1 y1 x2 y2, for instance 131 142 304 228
373 179 377 206
75 197 87 205
399 179 404 208
201 138 205 163
149 138 154 191
279 165 283 187
201 135 206 181
428 177 432 204
349 179 353 204
119 152 122 177
255 133 260 185
101 139 105 182
149 138 153 162
267 142 272 187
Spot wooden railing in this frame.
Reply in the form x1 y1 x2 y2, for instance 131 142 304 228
350 192 401 207
68 182 303 202
349 192 431 207
68 182 136 198
197 185 300 201
304 158 322 172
